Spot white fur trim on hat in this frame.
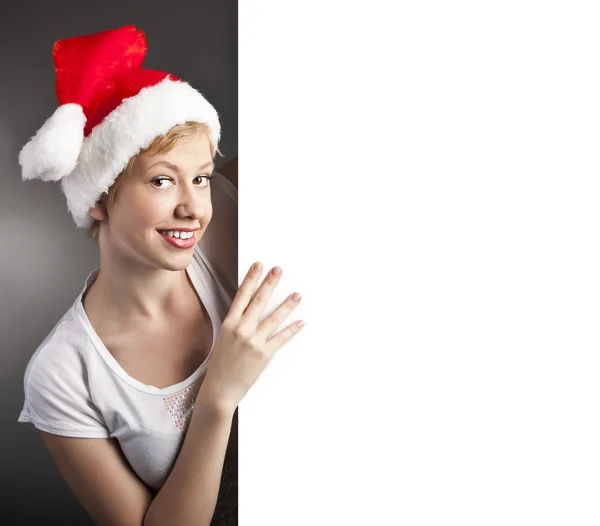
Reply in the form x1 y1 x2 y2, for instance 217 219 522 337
19 104 86 182
61 77 221 229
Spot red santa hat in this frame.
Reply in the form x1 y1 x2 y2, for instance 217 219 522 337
19 25 221 229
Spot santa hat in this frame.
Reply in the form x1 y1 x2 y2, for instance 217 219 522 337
19 25 221 229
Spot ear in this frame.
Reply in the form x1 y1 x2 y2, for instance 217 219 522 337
88 200 108 222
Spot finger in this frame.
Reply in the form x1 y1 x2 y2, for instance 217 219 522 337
256 292 302 339
241 266 283 325
227 262 263 320
265 319 305 353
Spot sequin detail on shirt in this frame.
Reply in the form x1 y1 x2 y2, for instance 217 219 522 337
163 380 201 432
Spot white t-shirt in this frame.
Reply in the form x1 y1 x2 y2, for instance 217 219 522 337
17 171 238 498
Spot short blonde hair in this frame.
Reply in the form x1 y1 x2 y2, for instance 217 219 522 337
87 121 217 243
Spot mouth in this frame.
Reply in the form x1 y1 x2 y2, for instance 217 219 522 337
157 229 197 249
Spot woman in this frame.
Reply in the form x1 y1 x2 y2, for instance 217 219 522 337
17 26 304 526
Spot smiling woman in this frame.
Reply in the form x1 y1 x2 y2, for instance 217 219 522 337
17 23 303 526
17 25 240 526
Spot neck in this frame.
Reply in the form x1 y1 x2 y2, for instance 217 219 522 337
84 247 191 327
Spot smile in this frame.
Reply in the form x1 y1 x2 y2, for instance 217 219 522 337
157 230 195 239
157 230 196 249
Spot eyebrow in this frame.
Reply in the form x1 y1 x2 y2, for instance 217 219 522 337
146 160 214 172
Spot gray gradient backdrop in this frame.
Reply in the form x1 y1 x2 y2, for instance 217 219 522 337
0 1 237 522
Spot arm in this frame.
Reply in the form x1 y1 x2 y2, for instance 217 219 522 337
143 393 235 526
216 156 238 190
40 393 235 526
40 432 154 526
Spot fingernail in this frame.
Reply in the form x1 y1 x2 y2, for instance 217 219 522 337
253 262 263 272
291 293 301 301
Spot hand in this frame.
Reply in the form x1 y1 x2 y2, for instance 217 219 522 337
199 262 304 411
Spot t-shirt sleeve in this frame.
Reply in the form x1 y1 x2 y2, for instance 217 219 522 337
18 340 110 438
196 170 238 298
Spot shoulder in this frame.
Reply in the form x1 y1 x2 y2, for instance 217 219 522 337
19 308 109 438
194 170 238 298
212 169 237 203
215 156 238 191
24 309 91 382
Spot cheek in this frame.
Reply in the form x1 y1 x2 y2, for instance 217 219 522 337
113 192 163 231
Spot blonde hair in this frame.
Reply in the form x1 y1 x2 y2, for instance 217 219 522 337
87 121 217 243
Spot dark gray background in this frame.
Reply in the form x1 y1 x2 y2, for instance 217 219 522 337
0 1 237 522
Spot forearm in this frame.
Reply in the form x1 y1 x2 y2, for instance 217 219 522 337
143 388 235 526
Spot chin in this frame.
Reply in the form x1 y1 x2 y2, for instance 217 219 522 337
158 254 194 272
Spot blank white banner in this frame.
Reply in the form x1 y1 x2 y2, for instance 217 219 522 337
239 1 600 524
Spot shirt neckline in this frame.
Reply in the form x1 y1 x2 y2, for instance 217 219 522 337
74 262 218 396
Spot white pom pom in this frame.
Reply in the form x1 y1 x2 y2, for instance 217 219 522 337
19 103 86 182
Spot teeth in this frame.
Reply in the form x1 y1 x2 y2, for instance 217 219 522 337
159 230 194 239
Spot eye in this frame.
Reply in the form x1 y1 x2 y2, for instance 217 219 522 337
150 175 213 189
195 174 213 187
151 176 174 188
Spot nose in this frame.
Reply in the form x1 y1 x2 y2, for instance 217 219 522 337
174 180 210 221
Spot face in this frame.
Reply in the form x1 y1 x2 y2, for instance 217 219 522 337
92 132 214 271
